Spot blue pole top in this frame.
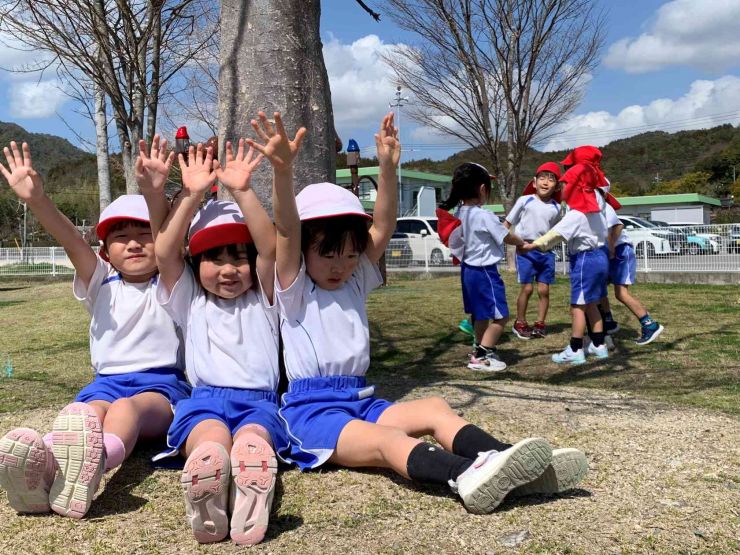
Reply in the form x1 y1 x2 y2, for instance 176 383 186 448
347 139 360 153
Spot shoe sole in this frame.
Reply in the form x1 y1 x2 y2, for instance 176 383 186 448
587 349 609 359
182 442 230 543
0 428 51 513
511 327 531 340
509 448 588 497
460 438 552 514
467 361 507 372
551 355 586 365
605 323 620 335
49 403 104 519
230 433 278 546
635 324 664 346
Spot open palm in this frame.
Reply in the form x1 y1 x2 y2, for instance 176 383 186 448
136 135 174 193
214 139 264 193
0 142 44 202
376 113 400 167
247 112 306 172
179 144 217 195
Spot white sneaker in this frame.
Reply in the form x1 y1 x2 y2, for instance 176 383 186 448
584 336 615 352
467 351 507 372
586 341 609 359
551 346 586 365
450 438 552 514
509 448 589 497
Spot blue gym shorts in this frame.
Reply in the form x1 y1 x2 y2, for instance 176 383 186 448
609 243 637 286
460 262 509 321
515 250 556 285
75 367 191 408
569 248 609 305
278 376 393 471
165 386 289 459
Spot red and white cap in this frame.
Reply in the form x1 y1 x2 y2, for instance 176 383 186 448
296 182 371 221
188 200 252 257
96 195 150 241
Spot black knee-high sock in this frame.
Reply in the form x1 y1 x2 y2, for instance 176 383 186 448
406 443 472 484
451 424 512 460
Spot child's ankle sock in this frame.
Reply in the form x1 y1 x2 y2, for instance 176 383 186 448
103 433 126 471
570 337 584 351
451 424 512 459
591 331 605 347
406 442 472 485
474 345 496 358
42 432 54 451
639 313 657 328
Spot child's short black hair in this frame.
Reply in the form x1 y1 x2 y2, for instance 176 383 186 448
301 215 370 256
439 163 492 210
103 220 152 248
189 243 258 287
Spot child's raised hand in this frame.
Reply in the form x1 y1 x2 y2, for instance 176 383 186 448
178 143 217 196
0 142 44 202
246 112 306 173
135 135 174 193
213 138 264 193
376 112 400 169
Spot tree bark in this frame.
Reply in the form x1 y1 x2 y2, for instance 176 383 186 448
219 0 336 210
94 82 112 212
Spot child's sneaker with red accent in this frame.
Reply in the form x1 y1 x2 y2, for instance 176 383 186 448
182 441 230 543
0 428 57 513
512 320 532 340
530 321 547 338
229 433 278 546
468 349 507 372
49 402 105 519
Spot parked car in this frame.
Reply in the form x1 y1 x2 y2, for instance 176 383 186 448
617 215 679 257
671 225 721 254
729 225 740 253
385 232 413 267
651 220 719 255
395 217 453 266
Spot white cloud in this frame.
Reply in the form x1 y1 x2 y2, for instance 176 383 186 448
540 75 740 151
9 80 68 118
324 34 399 130
605 0 740 73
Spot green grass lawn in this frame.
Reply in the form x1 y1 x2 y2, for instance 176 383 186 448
1 274 737 415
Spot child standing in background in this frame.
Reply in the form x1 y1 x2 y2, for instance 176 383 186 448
438 163 527 372
0 141 189 519
504 162 563 339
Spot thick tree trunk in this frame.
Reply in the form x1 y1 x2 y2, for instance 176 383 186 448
219 0 335 210
94 83 112 212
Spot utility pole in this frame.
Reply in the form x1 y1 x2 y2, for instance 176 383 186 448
389 86 408 215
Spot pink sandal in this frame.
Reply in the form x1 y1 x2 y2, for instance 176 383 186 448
181 441 230 543
229 432 278 545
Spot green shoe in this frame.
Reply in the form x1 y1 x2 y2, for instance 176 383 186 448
458 318 474 337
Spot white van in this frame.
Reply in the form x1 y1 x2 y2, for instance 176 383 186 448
617 216 679 257
395 217 452 266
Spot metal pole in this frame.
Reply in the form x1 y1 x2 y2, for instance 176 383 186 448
389 86 408 216
22 202 27 263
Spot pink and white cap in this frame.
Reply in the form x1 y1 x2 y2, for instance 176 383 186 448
296 182 371 221
188 200 252 257
96 194 150 241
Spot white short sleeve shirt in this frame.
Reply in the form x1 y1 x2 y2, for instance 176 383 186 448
603 203 631 246
276 254 383 381
553 209 609 254
454 205 509 266
157 265 280 390
73 256 184 375
505 195 562 240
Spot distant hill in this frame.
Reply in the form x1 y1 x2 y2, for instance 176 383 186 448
0 121 90 177
404 124 740 198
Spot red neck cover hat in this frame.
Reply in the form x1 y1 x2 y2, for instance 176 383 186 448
560 164 602 214
561 145 609 188
521 161 562 202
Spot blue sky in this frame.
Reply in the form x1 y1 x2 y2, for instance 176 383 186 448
1 0 740 162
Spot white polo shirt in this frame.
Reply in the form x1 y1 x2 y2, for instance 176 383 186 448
276 254 382 381
454 205 509 267
603 203 631 246
553 209 608 254
505 194 562 240
157 265 279 390
74 257 183 375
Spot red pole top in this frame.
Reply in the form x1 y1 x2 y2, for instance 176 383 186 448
175 126 189 139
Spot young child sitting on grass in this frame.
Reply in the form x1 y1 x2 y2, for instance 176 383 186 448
504 162 563 340
0 139 189 519
250 110 587 514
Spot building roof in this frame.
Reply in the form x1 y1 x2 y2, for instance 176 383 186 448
336 167 451 183
613 193 722 207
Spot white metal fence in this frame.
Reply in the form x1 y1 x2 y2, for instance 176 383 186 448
1 223 738 277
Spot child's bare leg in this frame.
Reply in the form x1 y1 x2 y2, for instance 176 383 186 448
614 284 647 319
585 303 603 333
480 317 508 348
473 318 489 345
571 305 586 338
184 419 233 457
536 282 550 322
600 295 612 314
98 392 173 459
516 283 533 322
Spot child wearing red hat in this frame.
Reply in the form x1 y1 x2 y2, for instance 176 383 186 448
139 138 288 546
522 162 611 364
249 111 587 515
0 140 189 520
504 162 563 339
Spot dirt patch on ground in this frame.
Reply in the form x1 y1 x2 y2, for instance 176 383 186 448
0 380 737 554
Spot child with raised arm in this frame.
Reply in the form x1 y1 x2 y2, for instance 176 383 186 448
436 162 527 372
142 139 286 546
0 140 189 519
504 162 563 339
251 111 586 515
